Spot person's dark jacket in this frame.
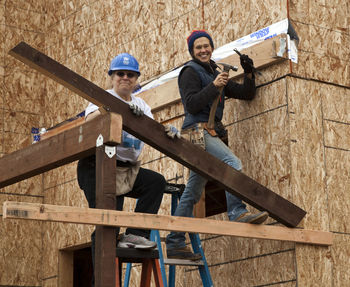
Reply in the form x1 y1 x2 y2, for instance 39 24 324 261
178 58 256 130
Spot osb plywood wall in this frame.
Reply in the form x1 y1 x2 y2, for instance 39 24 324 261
0 0 349 286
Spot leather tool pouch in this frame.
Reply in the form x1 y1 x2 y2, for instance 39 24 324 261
214 121 228 145
115 161 141 196
182 124 206 150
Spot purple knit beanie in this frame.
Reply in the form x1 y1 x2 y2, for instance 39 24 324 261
187 30 214 54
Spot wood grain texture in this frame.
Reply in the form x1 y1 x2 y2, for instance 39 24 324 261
3 201 332 246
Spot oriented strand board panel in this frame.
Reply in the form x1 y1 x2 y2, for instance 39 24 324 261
287 77 329 230
332 234 350 286
3 67 46 114
204 1 235 46
325 148 350 233
289 0 349 34
291 26 350 87
43 162 78 190
309 1 349 33
171 8 203 66
295 244 332 286
223 77 287 124
232 108 292 199
185 250 296 286
250 0 288 32
1 175 42 196
5 1 44 32
202 235 294 265
322 84 350 124
0 194 42 286
324 120 350 150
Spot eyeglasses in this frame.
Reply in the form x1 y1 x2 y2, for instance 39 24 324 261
115 71 137 78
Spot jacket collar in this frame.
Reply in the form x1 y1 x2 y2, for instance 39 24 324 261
192 58 218 74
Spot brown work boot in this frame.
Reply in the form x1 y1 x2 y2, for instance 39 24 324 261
167 246 202 261
235 211 269 224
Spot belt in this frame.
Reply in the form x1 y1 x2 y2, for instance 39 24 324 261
116 160 133 167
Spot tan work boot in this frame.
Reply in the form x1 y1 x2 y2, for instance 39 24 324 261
235 211 269 224
167 246 202 261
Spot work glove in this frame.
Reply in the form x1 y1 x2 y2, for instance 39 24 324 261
240 54 254 73
164 124 181 139
129 103 144 116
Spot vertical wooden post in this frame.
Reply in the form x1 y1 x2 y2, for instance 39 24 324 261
95 144 117 287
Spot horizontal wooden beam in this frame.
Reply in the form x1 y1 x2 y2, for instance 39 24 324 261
3 202 332 246
41 117 85 141
0 113 122 188
9 41 305 227
139 34 289 111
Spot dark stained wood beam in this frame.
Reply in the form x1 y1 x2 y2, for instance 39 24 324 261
8 42 306 227
95 145 117 287
0 112 122 188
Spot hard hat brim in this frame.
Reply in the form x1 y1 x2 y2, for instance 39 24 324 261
108 67 141 76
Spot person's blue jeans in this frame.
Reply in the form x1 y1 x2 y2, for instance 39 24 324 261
166 130 247 249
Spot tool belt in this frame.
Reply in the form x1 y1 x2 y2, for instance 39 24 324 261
115 161 141 196
182 121 228 149
182 123 206 149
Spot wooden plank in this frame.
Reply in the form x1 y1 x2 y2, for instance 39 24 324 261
8 41 305 227
0 112 122 188
58 250 74 287
138 34 289 111
94 145 117 287
41 117 85 141
3 202 333 246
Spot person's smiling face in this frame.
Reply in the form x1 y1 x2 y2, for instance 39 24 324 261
111 70 138 101
192 37 213 63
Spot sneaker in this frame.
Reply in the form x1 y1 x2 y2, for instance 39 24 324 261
117 233 157 250
235 211 269 224
167 246 202 261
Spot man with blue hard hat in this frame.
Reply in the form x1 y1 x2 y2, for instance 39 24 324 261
77 53 166 286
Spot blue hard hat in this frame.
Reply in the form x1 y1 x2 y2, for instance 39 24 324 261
108 53 140 76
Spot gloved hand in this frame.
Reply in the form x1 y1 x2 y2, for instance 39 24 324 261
240 54 254 73
129 103 144 116
164 124 181 139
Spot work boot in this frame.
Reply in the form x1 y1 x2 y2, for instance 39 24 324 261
235 211 269 224
117 233 157 250
167 246 202 261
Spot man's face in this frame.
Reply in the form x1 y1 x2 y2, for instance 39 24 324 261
192 37 213 63
111 70 138 98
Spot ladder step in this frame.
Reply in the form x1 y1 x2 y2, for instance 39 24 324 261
163 258 204 266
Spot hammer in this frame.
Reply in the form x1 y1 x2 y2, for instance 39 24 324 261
206 63 238 132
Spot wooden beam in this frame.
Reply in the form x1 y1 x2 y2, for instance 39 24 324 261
0 112 122 188
8 41 305 227
3 202 332 246
138 34 289 111
41 117 85 141
94 145 117 287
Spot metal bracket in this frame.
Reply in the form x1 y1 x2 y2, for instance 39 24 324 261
105 146 116 158
96 134 103 147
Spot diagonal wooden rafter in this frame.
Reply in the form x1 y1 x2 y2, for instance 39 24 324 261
8 41 306 227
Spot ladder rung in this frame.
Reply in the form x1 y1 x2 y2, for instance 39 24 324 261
163 258 204 266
